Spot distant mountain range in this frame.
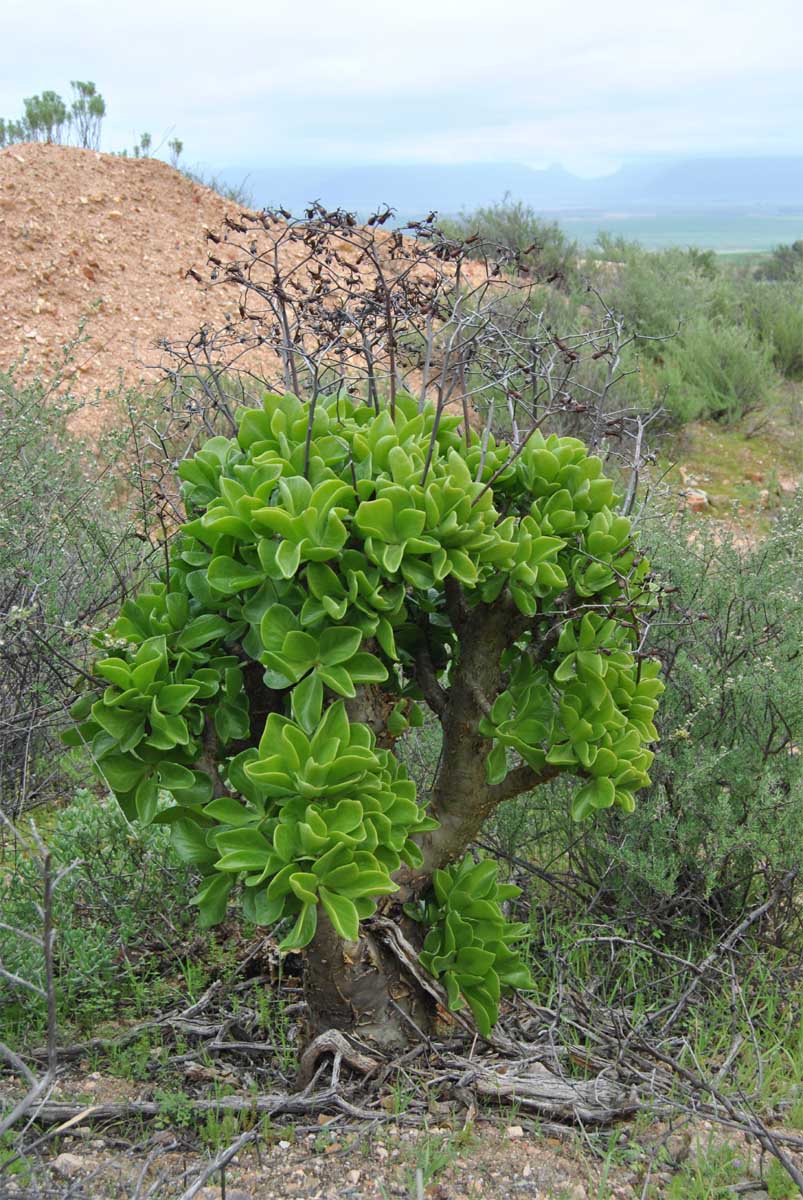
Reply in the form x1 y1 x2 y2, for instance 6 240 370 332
216 156 803 219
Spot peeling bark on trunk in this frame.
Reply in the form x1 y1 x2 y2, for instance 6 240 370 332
304 909 434 1049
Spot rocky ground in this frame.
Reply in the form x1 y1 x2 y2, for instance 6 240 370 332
2 1061 799 1199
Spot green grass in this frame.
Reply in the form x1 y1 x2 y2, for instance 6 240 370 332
657 384 801 533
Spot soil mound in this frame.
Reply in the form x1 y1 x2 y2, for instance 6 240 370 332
0 143 252 434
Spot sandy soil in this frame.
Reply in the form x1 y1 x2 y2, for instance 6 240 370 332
0 144 263 433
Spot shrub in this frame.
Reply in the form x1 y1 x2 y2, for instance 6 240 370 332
741 281 803 380
589 240 720 350
754 240 803 283
440 195 579 287
634 503 802 914
657 315 775 423
0 789 201 1044
0 363 138 813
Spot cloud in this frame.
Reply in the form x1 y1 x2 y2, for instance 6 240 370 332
1 0 801 170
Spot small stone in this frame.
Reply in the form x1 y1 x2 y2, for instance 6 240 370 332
376 1145 389 1160
665 1132 691 1163
685 488 709 513
53 1153 84 1178
278 1139 291 1150
348 1169 360 1184
522 1164 532 1178
506 1125 525 1139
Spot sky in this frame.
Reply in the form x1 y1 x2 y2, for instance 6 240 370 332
2 0 802 176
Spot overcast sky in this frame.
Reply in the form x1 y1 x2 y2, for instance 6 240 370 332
2 0 801 175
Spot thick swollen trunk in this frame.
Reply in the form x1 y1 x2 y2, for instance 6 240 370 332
303 589 550 1043
304 910 435 1049
415 589 530 876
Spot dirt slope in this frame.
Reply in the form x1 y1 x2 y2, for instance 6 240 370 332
0 143 253 434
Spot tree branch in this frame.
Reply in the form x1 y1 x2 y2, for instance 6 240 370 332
413 640 449 721
488 762 562 806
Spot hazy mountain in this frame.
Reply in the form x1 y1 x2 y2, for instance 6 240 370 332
217 156 803 218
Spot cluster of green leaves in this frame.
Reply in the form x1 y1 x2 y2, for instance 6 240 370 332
484 613 663 820
474 437 661 809
65 589 246 821
185 701 435 945
411 857 533 1035
493 499 802 930
70 388 659 1020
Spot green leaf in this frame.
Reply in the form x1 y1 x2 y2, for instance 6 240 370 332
214 699 250 744
319 886 360 942
278 902 317 951
172 818 217 865
387 701 409 736
276 538 302 578
95 658 132 689
291 671 323 733
338 870 398 899
99 753 149 794
319 626 363 666
281 631 319 669
192 873 233 928
346 652 388 683
463 985 496 1037
171 771 215 806
157 683 200 714
355 497 395 539
215 828 273 871
203 797 253 825
486 743 508 786
316 664 356 697
242 887 285 926
157 761 197 790
92 702 144 745
135 776 158 824
207 555 262 594
443 971 465 1011
177 614 231 649
289 871 320 904
455 946 495 977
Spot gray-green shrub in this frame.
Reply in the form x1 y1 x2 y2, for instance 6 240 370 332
0 363 139 812
656 315 775 422
440 195 578 287
0 789 200 1043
